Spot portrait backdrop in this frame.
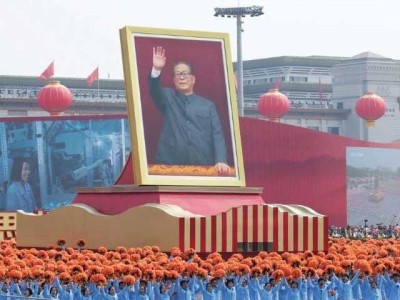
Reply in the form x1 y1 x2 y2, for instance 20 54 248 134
120 26 246 186
134 36 234 166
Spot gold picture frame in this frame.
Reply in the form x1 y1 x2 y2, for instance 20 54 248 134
120 26 245 187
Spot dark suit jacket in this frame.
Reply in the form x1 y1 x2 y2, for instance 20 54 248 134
148 75 227 166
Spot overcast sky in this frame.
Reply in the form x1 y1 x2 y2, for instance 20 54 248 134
1 0 399 79
347 147 400 170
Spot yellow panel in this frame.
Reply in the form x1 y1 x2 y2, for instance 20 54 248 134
247 206 253 243
298 217 304 251
0 212 17 231
16 204 181 251
268 206 273 243
184 218 191 250
205 216 212 252
278 211 283 252
288 215 293 252
257 205 263 242
195 218 201 251
226 210 232 252
216 214 222 252
318 217 324 251
308 218 314 251
237 207 243 242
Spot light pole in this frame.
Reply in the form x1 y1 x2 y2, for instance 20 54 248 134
214 5 264 116
364 219 368 237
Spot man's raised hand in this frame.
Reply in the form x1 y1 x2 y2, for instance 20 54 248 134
153 46 166 71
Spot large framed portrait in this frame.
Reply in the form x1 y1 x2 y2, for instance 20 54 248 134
120 26 245 186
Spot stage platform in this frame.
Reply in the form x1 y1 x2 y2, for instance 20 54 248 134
73 185 264 216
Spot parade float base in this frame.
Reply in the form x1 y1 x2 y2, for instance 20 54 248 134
16 202 328 252
73 185 265 216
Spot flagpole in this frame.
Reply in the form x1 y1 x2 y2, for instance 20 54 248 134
97 66 100 100
319 77 323 102
52 59 54 81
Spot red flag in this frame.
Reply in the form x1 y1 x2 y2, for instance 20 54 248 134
273 77 281 90
39 61 54 80
86 67 99 87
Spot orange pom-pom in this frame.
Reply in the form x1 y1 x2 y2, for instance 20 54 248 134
123 275 136 285
250 267 262 276
212 269 226 278
97 247 108 254
155 270 164 280
31 266 45 278
8 270 22 280
292 268 302 279
59 272 71 282
145 269 155 280
335 266 346 275
90 274 107 286
184 248 196 259
44 271 55 282
238 264 250 274
170 247 181 258
21 269 32 279
325 265 336 273
272 269 285 280
340 260 352 268
166 270 179 280
151 246 161 253
200 262 213 272
259 263 272 273
130 254 141 262
87 265 101 276
115 246 127 254
196 268 208 278
73 272 88 284
186 263 198 276
278 264 292 278
378 250 388 258
308 259 320 269
57 264 68 273
130 267 142 278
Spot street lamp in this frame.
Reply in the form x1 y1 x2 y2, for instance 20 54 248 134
214 5 264 116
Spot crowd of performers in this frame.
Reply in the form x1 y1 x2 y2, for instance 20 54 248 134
0 239 399 300
1 270 400 300
329 225 400 240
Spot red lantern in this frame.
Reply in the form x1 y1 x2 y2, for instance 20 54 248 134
37 81 73 115
355 92 386 127
257 88 290 122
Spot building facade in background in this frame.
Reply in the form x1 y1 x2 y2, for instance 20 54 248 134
331 52 400 143
241 54 349 135
0 77 126 117
1 52 400 142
